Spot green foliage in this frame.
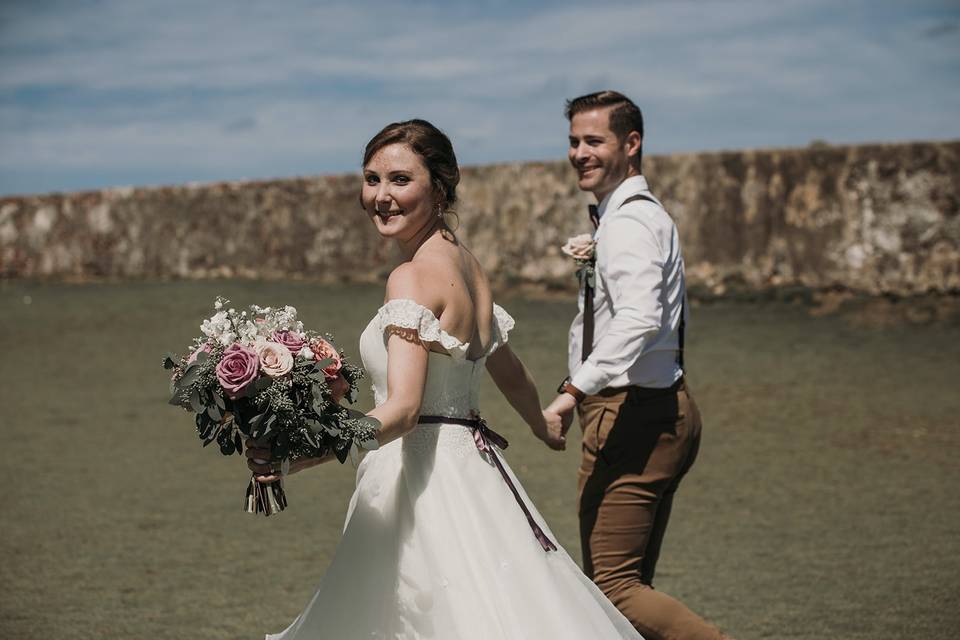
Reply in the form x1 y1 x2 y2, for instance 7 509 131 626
162 310 369 470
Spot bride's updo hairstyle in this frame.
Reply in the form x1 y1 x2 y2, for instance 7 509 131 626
362 119 461 212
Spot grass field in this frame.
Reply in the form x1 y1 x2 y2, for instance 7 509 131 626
2 280 959 640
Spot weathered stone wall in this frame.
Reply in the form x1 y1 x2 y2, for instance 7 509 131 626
1 140 957 295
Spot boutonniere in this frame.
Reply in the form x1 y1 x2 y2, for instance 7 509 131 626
561 233 596 289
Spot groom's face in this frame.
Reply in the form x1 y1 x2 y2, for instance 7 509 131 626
568 107 633 201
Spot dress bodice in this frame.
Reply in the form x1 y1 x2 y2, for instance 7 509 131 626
358 299 515 419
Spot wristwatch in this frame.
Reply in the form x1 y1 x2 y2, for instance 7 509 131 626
557 376 586 403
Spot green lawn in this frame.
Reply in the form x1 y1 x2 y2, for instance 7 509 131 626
2 281 958 639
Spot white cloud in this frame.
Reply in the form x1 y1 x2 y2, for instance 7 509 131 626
0 0 958 194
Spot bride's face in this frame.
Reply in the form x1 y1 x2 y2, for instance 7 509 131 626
361 143 439 240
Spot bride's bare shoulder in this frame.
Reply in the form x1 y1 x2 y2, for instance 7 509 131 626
384 261 445 317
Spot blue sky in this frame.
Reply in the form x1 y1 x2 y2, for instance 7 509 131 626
1 0 958 196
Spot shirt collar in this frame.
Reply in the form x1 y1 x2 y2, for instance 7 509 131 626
596 175 650 221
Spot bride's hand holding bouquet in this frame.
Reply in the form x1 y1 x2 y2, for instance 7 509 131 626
244 373 352 483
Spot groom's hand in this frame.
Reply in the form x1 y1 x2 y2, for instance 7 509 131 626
538 410 567 451
546 393 578 432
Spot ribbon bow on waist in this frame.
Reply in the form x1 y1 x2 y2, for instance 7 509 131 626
470 416 509 452
417 414 557 552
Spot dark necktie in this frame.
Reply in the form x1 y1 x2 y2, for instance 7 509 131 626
581 205 599 362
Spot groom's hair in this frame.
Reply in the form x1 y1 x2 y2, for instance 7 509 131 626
565 90 644 170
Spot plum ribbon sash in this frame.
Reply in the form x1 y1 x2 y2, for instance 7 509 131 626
418 415 557 552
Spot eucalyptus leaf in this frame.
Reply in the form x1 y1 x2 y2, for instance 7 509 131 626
179 364 200 387
355 416 382 431
235 417 252 437
314 357 334 370
206 404 223 422
163 353 177 369
217 428 234 455
213 392 225 410
312 400 326 416
189 388 205 413
193 350 210 363
196 411 213 431
251 412 269 433
202 425 219 446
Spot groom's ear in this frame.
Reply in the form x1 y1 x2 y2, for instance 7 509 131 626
624 130 642 159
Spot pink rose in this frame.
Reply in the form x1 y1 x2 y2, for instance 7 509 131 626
188 342 213 363
271 330 305 355
171 342 214 382
255 341 294 377
310 338 343 381
561 233 596 262
216 344 260 399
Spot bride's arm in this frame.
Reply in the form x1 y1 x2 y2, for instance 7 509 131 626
366 329 429 447
486 345 566 450
365 263 438 447
247 332 430 478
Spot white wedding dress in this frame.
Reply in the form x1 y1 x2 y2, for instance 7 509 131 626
267 299 642 639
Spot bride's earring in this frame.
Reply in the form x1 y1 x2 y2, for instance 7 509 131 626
436 203 444 219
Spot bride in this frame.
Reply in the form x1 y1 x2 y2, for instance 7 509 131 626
245 119 642 639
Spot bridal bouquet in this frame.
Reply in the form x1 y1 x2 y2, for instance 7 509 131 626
164 297 378 516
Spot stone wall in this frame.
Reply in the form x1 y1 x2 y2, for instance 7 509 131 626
1 140 958 295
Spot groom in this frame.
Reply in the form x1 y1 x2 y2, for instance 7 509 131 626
544 91 728 640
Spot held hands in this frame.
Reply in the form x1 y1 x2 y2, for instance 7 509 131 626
540 392 577 449
535 409 568 451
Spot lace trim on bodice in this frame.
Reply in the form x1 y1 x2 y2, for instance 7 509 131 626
376 298 515 361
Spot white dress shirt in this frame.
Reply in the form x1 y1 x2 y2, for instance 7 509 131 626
568 175 687 394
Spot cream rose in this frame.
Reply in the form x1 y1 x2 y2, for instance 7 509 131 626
255 340 294 377
561 233 596 262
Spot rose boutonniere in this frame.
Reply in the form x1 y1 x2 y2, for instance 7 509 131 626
561 233 596 288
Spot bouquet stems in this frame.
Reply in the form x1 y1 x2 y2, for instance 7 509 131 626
244 474 288 516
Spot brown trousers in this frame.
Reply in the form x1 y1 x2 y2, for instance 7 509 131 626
577 380 727 640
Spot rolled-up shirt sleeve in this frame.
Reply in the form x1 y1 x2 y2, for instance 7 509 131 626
570 212 664 395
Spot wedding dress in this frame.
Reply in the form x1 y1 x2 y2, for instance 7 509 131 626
267 299 642 639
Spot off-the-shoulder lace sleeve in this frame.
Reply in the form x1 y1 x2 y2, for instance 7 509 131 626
487 303 516 355
376 298 470 360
